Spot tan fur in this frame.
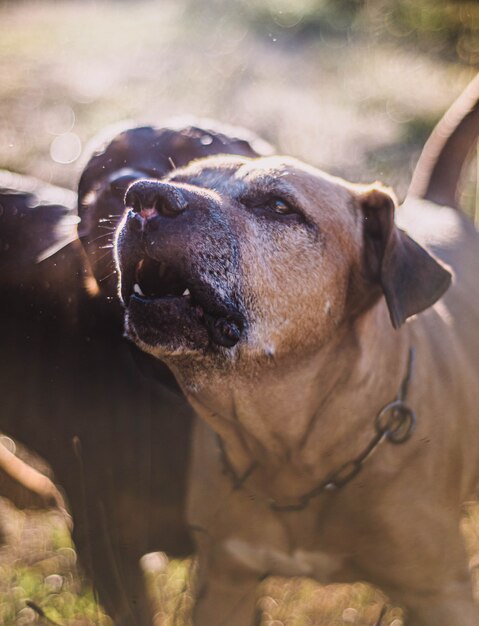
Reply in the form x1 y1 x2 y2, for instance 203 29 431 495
117 155 479 626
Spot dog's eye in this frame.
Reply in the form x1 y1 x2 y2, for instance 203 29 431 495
267 198 295 215
244 195 304 222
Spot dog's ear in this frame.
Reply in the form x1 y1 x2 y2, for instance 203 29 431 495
358 184 451 328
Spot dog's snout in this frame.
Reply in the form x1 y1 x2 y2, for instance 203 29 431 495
125 180 188 221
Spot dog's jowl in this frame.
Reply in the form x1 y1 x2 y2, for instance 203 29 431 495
115 145 479 625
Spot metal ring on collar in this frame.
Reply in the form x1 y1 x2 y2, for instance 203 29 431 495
375 400 416 444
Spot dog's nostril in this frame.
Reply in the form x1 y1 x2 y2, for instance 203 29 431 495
127 192 142 214
125 182 188 220
155 196 185 218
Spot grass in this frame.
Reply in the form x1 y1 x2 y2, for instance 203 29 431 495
3 503 479 625
0 1 478 624
0 500 110 625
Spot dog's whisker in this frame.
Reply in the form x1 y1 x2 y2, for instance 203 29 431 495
88 232 114 244
98 269 117 283
92 250 114 265
98 215 122 222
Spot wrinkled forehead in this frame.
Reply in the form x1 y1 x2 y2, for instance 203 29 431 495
166 155 355 215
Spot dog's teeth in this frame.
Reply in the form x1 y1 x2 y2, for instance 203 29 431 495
133 283 145 296
182 289 190 296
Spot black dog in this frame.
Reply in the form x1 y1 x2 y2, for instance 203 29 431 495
0 121 271 625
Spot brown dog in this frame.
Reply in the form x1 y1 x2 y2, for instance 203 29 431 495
115 92 479 624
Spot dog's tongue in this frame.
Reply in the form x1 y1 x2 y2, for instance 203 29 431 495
204 314 242 348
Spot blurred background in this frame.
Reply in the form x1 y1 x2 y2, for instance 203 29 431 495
0 1 478 624
1 0 478 197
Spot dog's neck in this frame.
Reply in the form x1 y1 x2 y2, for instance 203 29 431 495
175 300 411 496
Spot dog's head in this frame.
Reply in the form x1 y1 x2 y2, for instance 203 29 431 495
115 155 451 378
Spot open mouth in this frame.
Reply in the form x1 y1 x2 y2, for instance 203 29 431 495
134 257 191 300
123 255 245 350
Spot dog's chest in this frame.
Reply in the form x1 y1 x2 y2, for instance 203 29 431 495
223 537 346 582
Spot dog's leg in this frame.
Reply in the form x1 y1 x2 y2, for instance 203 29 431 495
406 589 479 626
192 545 261 626
392 579 479 626
72 507 153 626
357 520 479 626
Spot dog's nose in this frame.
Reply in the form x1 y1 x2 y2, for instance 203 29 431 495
125 180 188 220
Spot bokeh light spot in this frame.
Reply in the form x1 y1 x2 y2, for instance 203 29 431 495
50 133 82 164
342 607 358 623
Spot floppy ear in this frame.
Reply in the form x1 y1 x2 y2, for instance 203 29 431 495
358 185 452 329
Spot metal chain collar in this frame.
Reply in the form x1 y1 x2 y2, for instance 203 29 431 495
218 348 416 513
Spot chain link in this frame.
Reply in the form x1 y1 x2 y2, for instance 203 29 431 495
220 348 416 513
